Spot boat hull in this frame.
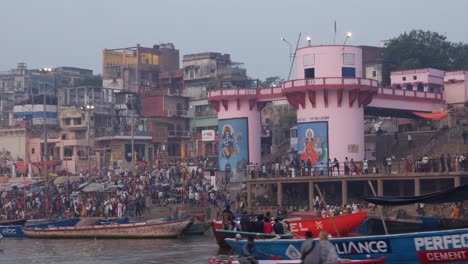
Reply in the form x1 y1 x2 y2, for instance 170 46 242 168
184 222 211 235
0 225 23 237
213 226 293 249
0 218 81 238
365 217 426 235
225 228 468 264
0 218 27 226
286 211 368 237
22 218 193 239
209 257 386 264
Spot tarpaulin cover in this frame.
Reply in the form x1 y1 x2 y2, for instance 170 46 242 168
412 109 452 120
361 184 468 206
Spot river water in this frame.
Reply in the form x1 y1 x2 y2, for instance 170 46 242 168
0 235 228 264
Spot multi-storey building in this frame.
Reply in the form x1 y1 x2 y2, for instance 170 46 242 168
101 44 188 168
0 64 99 177
183 52 250 157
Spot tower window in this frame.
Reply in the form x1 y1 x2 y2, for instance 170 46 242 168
304 68 315 78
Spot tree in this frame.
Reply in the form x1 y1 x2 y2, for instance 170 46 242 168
381 30 468 85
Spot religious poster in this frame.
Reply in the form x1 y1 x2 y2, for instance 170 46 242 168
218 118 249 181
297 122 329 170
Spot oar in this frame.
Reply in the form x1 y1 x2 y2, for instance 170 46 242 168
367 180 388 235
315 184 340 237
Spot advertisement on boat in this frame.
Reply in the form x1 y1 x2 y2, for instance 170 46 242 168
218 118 249 180
414 234 468 263
296 122 328 171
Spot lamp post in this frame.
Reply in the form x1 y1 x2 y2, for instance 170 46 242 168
38 67 51 217
343 32 353 46
81 104 94 180
306 36 312 46
280 37 293 63
128 94 136 197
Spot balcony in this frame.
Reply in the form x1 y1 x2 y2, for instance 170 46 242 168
168 130 191 138
166 109 189 117
95 130 152 140
140 87 187 97
193 110 217 118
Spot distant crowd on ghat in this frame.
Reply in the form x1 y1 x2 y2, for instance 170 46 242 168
0 156 250 221
246 151 468 178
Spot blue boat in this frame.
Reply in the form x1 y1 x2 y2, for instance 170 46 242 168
0 225 24 237
0 218 80 238
225 228 468 264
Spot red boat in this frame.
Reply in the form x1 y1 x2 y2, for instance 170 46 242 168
286 211 368 237
208 256 386 264
0 218 27 226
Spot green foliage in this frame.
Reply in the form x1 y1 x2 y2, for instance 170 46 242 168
381 30 468 85
75 75 103 87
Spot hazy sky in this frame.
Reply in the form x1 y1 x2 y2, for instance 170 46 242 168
1 0 468 80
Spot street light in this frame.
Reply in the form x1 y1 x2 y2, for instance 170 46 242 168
81 104 95 179
306 36 312 46
280 37 293 63
38 67 52 217
344 32 353 46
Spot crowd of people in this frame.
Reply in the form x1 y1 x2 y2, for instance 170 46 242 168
0 156 244 221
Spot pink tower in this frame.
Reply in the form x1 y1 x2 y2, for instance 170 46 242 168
209 45 378 179
209 89 265 180
285 45 377 169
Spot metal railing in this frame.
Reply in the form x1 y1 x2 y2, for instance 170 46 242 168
168 130 190 138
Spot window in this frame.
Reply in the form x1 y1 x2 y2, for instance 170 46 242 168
303 54 315 66
343 53 355 65
73 118 82 125
406 84 413 91
64 147 73 157
417 83 424 92
402 77 406 81
31 148 35 154
304 68 315 78
396 85 402 89
63 118 71 126
342 67 356 77
413 76 417 80
372 71 377 77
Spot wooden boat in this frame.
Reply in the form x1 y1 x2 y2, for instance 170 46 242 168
364 216 426 235
285 211 368 237
153 214 211 235
225 228 468 263
0 218 27 226
22 218 193 238
208 257 386 264
1 218 80 238
184 217 211 235
212 227 293 249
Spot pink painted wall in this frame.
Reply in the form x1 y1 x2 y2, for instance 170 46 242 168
390 68 444 86
444 71 468 104
295 45 363 79
296 90 365 162
368 96 442 112
217 99 261 166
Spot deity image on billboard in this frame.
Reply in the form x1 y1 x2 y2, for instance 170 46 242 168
297 122 328 169
218 118 249 181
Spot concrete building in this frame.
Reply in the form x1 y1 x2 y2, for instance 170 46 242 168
102 44 189 168
183 52 250 157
